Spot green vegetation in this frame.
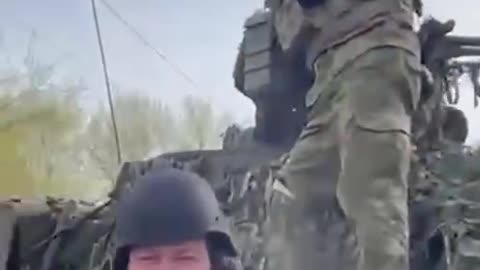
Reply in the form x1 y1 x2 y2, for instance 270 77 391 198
0 55 232 201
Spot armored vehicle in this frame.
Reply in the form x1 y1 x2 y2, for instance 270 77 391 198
1 9 480 270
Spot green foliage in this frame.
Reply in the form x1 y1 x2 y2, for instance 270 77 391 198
83 91 234 184
0 36 234 200
0 78 234 199
175 95 234 150
0 43 107 199
84 91 176 182
0 131 34 196
0 68 88 198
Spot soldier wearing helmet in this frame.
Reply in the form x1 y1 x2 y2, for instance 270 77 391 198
113 168 241 270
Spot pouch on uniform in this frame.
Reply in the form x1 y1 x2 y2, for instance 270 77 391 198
242 9 276 97
240 8 312 99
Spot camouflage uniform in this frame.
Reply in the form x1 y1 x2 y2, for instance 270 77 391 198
406 104 480 270
268 0 422 270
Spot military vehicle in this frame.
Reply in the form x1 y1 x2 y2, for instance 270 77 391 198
1 6 480 270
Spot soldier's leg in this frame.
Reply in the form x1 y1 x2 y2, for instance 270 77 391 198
336 47 421 270
265 87 358 270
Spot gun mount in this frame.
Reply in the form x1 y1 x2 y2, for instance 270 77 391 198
413 19 480 151
421 26 480 107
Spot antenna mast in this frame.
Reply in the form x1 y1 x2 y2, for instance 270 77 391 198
90 0 122 164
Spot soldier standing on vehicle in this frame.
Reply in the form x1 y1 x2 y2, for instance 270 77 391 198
270 0 423 269
113 168 242 270
424 107 480 270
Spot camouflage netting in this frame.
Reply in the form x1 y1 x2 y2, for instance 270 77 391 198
409 143 480 269
0 131 288 270
0 198 112 270
1 126 479 270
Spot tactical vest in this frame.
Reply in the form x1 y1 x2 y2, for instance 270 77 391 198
275 0 417 68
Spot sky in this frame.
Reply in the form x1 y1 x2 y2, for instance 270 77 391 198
0 0 478 145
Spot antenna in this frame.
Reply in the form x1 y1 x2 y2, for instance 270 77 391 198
90 0 123 164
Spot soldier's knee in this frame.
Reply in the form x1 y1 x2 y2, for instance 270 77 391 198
342 127 411 171
338 128 410 232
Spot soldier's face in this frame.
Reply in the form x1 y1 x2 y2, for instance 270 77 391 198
128 240 211 270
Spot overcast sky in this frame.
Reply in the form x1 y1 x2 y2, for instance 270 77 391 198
0 0 478 145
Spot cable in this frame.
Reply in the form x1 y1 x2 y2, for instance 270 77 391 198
97 0 202 91
90 0 123 165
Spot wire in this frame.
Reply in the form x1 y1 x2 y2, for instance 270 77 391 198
90 0 123 165
97 0 202 91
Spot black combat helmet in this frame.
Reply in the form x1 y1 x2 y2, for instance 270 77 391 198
113 167 237 270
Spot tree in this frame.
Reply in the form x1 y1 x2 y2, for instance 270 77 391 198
175 96 234 150
0 68 88 197
83 92 234 183
84 91 176 182
0 36 107 199
1 31 235 197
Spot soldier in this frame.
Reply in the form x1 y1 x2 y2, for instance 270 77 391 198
269 0 423 269
425 107 480 270
113 168 242 270
408 106 470 269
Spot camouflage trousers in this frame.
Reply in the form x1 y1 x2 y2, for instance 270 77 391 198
265 47 421 270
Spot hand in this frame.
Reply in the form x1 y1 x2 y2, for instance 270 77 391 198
420 65 434 103
418 18 455 64
418 18 455 45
